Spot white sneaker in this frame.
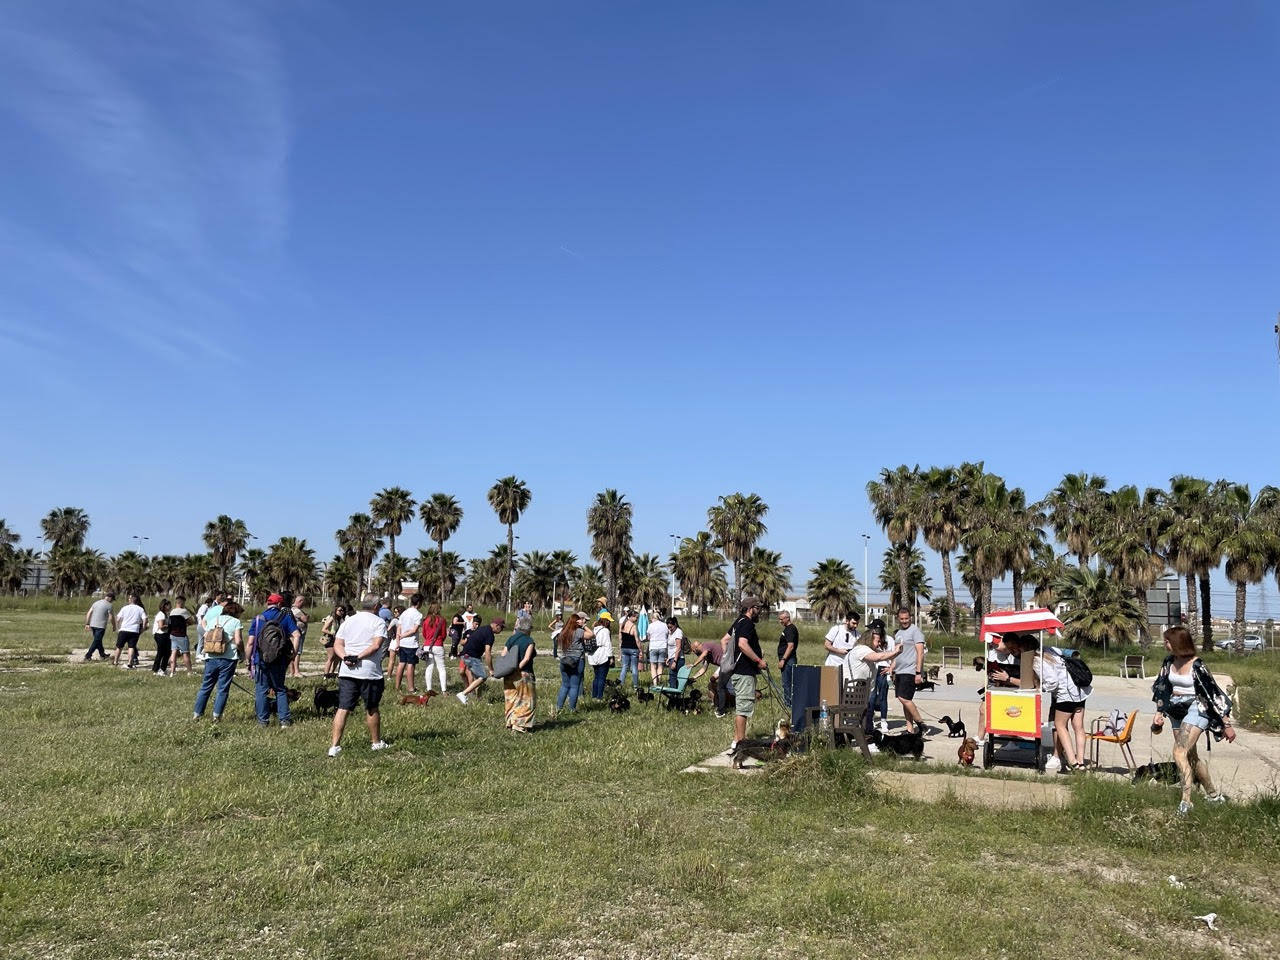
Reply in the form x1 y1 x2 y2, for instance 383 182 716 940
456 692 468 705
371 741 389 751
724 741 739 756
867 743 880 755
1045 756 1062 771
327 745 342 757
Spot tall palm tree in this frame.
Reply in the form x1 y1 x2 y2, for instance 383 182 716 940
867 466 922 610
266 537 319 596
956 552 983 634
238 548 268 603
740 547 792 610
1220 484 1280 652
487 477 531 612
806 558 859 622
0 519 21 553
707 493 769 601
370 487 416 599
336 513 383 596
587 489 633 611
420 493 464 608
1158 476 1217 648
878 544 932 612
41 507 90 553
549 549 578 610
918 464 978 632
203 515 250 592
1097 485 1167 645
1040 472 1108 569
670 532 725 620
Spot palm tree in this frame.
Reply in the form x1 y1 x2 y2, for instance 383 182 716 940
1158 476 1214 648
0 519 21 553
514 550 557 609
1040 472 1108 569
1026 544 1069 610
1097 485 1167 646
203 515 250 592
178 553 218 599
336 513 383 596
41 507 90 553
956 552 983 633
466 554 506 607
549 549 578 611
806 558 860 622
419 493 464 608
238 548 268 603
2 547 36 594
370 486 416 598
572 563 608 612
740 547 792 610
150 555 183 595
415 549 464 604
878 544 932 612
867 466 922 609
1220 484 1280 653
487 477 531 612
48 547 100 597
622 553 666 610
670 532 726 620
373 551 411 600
706 493 769 601
107 551 150 595
918 464 978 632
266 537 319 596
323 555 359 603
587 489 633 611
1054 565 1143 650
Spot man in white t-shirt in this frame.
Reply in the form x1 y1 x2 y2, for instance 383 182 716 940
462 604 478 633
645 615 670 688
822 613 861 667
394 593 425 694
113 593 148 668
329 594 391 757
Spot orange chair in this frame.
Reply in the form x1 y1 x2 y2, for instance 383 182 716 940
1087 710 1138 773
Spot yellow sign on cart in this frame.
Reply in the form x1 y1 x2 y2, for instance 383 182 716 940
984 689 1042 738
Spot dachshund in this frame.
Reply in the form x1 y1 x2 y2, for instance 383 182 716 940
1133 761 1180 784
313 685 340 716
869 727 926 759
265 686 302 704
636 687 655 704
914 676 936 693
957 737 977 767
606 681 631 712
938 713 967 739
730 718 798 769
400 692 438 706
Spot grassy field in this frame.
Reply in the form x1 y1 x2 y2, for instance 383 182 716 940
3 600 1280 959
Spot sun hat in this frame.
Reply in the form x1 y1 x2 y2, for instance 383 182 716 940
598 611 614 622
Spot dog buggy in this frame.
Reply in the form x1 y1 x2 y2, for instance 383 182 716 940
979 608 1065 774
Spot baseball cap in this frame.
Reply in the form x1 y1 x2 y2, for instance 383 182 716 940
267 593 284 604
740 596 762 612
598 611 614 622
491 617 506 630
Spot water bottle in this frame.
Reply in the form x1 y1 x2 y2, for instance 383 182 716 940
819 698 831 733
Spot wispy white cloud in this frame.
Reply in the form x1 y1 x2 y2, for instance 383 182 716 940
0 1 292 369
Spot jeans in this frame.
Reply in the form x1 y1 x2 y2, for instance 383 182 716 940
781 659 796 707
255 659 290 725
195 625 204 659
666 655 685 686
556 657 585 712
153 634 172 674
873 671 890 723
194 657 237 718
86 627 107 659
423 646 448 692
618 649 639 688
592 662 610 699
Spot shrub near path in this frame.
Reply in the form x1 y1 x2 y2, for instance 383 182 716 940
2 607 1280 959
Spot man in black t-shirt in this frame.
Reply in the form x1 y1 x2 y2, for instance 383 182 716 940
776 610 799 707
457 617 504 704
726 596 767 754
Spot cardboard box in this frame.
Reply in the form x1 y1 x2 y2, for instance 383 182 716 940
820 665 842 706
1019 651 1036 689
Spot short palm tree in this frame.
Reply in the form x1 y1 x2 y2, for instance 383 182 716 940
266 537 318 596
0 519 21 553
203 515 250 592
1054 564 1143 649
1220 484 1280 652
415 548 464 603
370 487 416 599
707 493 769 602
572 563 608 612
549 549 578 611
2 547 36 594
628 552 671 610
488 477 531 612
879 544 932 612
420 493 464 608
671 532 726 620
514 550 557 609
867 465 922 610
740 547 791 611
238 548 268 602
178 553 218 599
336 513 384 596
587 489 633 611
1097 485 1167 646
41 507 90 553
1040 472 1108 570
323 555 359 603
806 558 859 622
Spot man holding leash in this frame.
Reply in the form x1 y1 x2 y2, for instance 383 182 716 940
329 594 391 756
726 596 767 755
892 607 928 734
247 594 301 728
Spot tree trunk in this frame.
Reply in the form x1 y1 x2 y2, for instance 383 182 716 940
388 534 397 601
505 524 514 613
1184 572 1199 644
897 548 909 616
1077 552 1088 571
940 551 956 634
982 580 993 625
437 539 446 608
1012 569 1024 610
733 561 742 603
1199 574 1213 652
1136 590 1151 648
1233 582 1246 654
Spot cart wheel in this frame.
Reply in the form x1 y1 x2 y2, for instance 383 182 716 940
982 737 993 769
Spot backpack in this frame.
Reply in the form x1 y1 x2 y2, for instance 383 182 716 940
204 619 227 656
1062 652 1092 689
256 610 293 665
721 617 746 679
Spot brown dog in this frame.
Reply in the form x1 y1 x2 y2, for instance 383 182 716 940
400 692 438 706
957 737 977 767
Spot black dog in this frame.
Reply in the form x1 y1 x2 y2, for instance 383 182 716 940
1133 761 1180 784
914 677 936 693
730 719 798 768
313 686 340 716
870 727 925 759
606 681 631 712
927 665 940 680
945 672 954 686
636 687 655 704
938 713 967 739
972 656 985 671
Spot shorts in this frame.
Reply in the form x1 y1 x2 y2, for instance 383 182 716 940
731 673 756 717
649 648 667 666
116 631 140 651
462 655 489 680
1052 700 1085 716
893 673 918 701
338 676 385 713
171 635 190 654
323 636 336 648
397 647 420 665
295 633 305 655
1167 696 1210 731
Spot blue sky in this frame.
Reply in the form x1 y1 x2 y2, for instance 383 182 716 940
2 2 1277 616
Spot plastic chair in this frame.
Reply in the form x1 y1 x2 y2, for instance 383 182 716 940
652 665 693 709
1087 710 1138 773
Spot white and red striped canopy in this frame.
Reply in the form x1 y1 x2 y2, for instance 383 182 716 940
980 608 1064 646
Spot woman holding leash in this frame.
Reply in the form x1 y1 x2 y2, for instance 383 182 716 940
1151 625 1235 815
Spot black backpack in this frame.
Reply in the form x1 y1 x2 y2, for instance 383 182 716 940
721 617 747 680
256 610 293 665
1062 652 1092 689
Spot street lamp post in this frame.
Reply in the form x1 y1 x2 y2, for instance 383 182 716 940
860 534 870 620
668 534 679 617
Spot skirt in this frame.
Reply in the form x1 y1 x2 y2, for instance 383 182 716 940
504 671 536 732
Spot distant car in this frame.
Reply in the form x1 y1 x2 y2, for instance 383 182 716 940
1214 634 1265 652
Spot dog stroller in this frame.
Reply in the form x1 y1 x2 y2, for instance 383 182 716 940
978 608 1065 773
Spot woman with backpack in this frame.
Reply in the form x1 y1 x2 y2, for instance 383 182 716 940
990 632 1092 772
1151 625 1235 814
552 611 587 716
192 601 244 721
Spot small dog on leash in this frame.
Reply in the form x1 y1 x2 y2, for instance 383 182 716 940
938 713 967 739
400 692 438 706
957 737 977 767
945 672 954 686
636 687 655 704
606 682 631 712
869 727 926 759
1133 761 1180 784
313 686 340 716
914 676 936 693
730 718 797 769
266 686 302 703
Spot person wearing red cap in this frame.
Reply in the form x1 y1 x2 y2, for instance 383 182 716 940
247 593 300 728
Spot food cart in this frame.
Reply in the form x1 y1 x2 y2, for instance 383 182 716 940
978 608 1065 773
